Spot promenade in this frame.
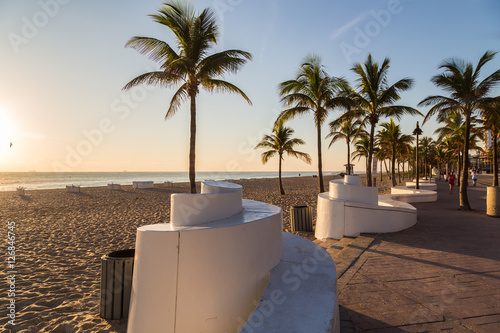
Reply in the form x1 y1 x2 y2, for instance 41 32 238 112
334 175 500 332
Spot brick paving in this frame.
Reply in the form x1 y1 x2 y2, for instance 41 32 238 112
328 175 500 332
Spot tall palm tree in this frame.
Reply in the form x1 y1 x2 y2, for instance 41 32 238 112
377 118 413 186
326 115 363 175
481 102 500 186
419 137 436 179
345 54 421 187
123 2 252 193
352 135 374 177
419 50 500 210
276 54 351 192
255 125 311 195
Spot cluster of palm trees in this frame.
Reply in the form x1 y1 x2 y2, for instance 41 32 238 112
124 2 500 212
257 51 500 212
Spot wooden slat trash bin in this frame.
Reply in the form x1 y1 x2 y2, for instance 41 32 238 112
290 205 313 232
100 249 135 320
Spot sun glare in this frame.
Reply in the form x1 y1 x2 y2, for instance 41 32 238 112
0 106 15 152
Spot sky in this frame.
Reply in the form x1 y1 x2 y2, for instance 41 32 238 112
0 0 499 173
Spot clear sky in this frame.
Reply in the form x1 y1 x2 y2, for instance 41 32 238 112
0 0 499 173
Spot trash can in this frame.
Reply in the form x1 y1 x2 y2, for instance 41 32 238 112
100 249 135 320
487 186 500 217
290 205 313 232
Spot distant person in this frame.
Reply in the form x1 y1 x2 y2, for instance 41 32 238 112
448 171 456 194
471 170 478 186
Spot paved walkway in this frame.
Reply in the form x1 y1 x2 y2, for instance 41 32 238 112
327 175 500 332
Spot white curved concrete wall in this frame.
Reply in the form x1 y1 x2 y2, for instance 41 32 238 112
171 181 243 227
128 181 283 333
240 233 339 333
329 177 378 206
405 182 437 191
315 176 417 240
391 186 437 203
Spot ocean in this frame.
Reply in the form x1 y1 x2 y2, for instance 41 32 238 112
0 171 345 191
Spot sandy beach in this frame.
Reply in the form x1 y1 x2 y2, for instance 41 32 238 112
0 174 397 332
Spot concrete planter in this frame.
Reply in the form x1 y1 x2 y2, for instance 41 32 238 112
487 186 500 217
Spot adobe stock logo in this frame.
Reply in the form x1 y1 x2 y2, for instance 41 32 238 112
338 0 410 62
7 0 71 54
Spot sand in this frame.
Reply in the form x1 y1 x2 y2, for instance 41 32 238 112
0 173 397 332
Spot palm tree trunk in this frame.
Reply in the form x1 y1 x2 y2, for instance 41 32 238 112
279 155 285 195
367 123 375 186
391 147 396 187
346 139 351 175
317 119 325 192
189 93 197 193
460 114 471 210
494 131 499 187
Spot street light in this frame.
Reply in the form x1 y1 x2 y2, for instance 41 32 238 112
412 121 423 190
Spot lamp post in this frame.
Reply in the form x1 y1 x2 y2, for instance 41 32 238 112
413 121 423 190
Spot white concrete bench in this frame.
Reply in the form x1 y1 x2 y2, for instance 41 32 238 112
66 185 80 193
128 181 338 333
405 182 437 191
132 181 154 189
240 232 338 333
390 186 437 203
107 183 121 190
316 176 417 240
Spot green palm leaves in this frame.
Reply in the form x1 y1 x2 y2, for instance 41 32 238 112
420 50 500 210
255 126 311 195
377 119 413 186
346 54 420 186
123 1 252 193
276 54 351 192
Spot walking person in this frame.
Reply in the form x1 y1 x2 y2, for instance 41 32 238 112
471 170 478 186
448 171 456 194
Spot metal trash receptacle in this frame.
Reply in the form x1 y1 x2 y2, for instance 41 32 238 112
100 249 135 320
290 205 313 232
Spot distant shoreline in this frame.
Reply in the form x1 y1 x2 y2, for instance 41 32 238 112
0 171 366 192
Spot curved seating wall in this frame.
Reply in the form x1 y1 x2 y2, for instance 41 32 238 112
329 175 378 206
240 233 339 333
315 176 417 240
391 186 437 203
171 181 243 227
128 181 283 333
405 182 438 191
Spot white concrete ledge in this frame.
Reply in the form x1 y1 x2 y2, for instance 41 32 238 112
329 176 378 205
391 186 437 203
240 232 338 333
128 181 284 333
315 177 417 240
405 182 437 191
132 181 154 189
171 181 243 227
66 185 80 193
107 183 121 190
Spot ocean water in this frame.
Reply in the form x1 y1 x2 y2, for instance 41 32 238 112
0 171 344 191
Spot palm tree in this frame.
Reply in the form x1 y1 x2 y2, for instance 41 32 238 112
419 50 500 210
377 118 413 186
481 102 500 186
276 54 351 192
326 115 363 175
352 135 373 177
345 54 421 187
419 137 436 179
255 125 311 195
123 2 252 193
